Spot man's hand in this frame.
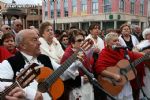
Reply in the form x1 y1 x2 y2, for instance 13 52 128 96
77 51 85 62
5 87 25 100
34 91 43 100
113 74 122 82
93 47 100 53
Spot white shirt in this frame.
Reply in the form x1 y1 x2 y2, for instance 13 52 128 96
119 35 139 47
86 34 104 51
39 37 64 64
0 52 80 100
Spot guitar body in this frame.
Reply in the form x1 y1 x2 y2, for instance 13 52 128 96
98 59 136 96
36 67 64 100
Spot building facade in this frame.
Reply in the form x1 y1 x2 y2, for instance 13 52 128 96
1 1 42 28
0 1 6 27
42 0 148 31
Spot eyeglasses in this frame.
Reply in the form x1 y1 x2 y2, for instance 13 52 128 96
5 27 11 30
46 29 53 32
75 39 84 42
16 24 23 27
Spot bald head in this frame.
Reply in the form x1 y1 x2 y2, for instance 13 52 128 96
13 19 22 25
13 19 23 33
15 29 41 56
15 29 37 47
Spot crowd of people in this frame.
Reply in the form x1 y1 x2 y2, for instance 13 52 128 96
0 19 149 100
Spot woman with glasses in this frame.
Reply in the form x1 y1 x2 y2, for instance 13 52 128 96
58 29 94 100
1 25 11 34
39 21 64 64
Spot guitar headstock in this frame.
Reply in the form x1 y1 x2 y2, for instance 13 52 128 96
16 63 41 88
80 38 94 51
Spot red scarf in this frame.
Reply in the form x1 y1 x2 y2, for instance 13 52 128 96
0 46 12 62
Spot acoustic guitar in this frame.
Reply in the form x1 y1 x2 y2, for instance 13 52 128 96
0 63 40 99
98 52 150 96
36 39 94 100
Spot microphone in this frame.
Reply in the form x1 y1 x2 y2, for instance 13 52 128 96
112 45 128 50
79 64 94 81
139 45 150 52
79 64 116 100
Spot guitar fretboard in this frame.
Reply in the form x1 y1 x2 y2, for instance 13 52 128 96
126 52 150 71
45 49 81 87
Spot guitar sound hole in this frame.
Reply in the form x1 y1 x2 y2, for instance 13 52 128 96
38 82 48 93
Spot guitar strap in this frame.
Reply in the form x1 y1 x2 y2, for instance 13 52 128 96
0 78 14 82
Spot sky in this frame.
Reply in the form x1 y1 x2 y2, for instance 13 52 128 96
0 0 42 5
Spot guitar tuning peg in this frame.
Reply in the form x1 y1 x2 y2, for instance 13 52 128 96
20 68 24 71
16 72 19 76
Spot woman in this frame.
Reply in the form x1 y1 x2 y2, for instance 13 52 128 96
95 32 147 100
39 21 64 64
86 24 104 73
59 29 94 100
1 33 17 54
119 23 139 51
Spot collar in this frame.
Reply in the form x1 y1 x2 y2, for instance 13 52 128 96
20 51 34 63
12 29 17 35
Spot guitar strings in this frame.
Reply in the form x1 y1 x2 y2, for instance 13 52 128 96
2 77 23 98
39 52 78 90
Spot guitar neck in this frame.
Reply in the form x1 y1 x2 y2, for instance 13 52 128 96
45 50 79 87
127 54 148 71
0 81 19 99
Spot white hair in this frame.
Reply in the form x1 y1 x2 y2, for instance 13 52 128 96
142 28 150 39
15 30 24 47
105 32 118 43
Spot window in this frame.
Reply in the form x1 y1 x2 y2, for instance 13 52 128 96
119 0 124 12
57 0 60 17
72 0 77 15
104 0 111 13
140 0 144 15
81 0 87 13
130 0 135 14
44 0 48 19
92 0 98 14
50 0 54 18
64 0 68 17
45 11 48 17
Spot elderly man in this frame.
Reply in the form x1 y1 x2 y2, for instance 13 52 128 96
132 25 144 42
1 24 11 34
0 29 85 100
0 29 45 99
11 19 23 36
